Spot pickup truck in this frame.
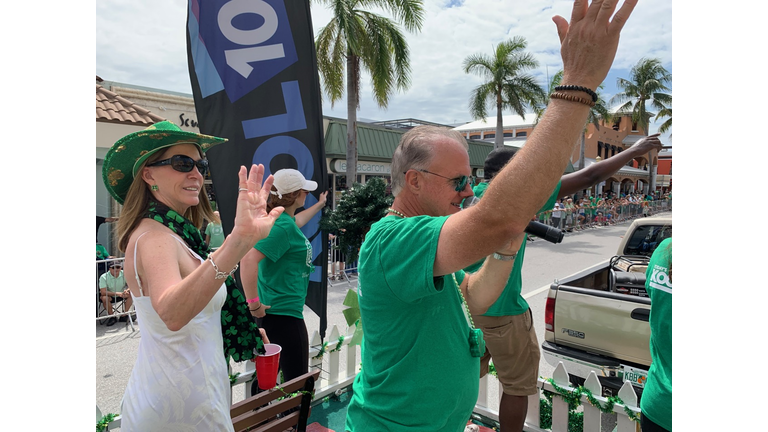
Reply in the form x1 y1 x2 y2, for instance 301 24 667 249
541 215 672 398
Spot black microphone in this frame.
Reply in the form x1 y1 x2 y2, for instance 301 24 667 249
525 220 564 244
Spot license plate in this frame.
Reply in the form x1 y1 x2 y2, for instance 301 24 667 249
620 365 647 388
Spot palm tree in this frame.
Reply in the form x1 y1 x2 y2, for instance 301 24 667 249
314 0 424 186
463 36 546 150
611 58 672 193
655 106 672 135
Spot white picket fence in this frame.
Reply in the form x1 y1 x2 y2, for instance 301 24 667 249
231 324 641 432
102 324 641 431
474 362 641 432
229 324 361 404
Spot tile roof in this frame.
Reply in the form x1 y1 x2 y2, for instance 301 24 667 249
96 84 166 125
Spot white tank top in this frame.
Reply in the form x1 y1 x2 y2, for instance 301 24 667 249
120 232 233 432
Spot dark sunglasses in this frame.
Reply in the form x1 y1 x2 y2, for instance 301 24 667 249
147 155 209 177
411 169 469 192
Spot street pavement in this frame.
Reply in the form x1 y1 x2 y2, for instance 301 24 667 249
96 212 670 429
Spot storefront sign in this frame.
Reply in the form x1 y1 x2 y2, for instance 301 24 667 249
330 159 391 175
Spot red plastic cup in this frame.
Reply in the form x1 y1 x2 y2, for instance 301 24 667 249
255 343 282 390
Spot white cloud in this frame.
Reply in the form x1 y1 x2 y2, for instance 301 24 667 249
96 0 672 133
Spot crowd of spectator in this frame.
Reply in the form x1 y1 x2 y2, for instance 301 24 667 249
535 191 672 233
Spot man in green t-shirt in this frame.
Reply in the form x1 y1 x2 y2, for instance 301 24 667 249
466 133 663 432
343 6 646 429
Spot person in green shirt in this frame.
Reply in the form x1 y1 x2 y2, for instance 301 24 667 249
96 243 113 285
466 132 662 432
344 126 526 432
205 211 226 248
343 6 655 428
99 262 133 326
96 243 110 260
641 237 672 432
241 169 327 390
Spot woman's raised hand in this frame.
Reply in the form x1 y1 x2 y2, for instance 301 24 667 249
233 165 284 244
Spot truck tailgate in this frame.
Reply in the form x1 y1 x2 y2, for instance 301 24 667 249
553 285 651 367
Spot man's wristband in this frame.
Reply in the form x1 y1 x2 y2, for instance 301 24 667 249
246 297 260 304
249 304 262 312
554 84 598 102
492 252 517 261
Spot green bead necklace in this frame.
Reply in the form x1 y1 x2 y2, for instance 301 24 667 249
385 206 485 357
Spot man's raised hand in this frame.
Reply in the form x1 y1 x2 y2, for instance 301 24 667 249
552 0 638 90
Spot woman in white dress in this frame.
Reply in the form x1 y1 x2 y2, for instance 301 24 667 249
101 121 281 431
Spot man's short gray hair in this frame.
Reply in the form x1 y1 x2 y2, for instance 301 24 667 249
390 126 469 196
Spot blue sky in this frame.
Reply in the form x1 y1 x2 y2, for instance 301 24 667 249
95 0 672 139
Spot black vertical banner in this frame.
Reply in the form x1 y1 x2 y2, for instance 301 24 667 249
186 0 328 338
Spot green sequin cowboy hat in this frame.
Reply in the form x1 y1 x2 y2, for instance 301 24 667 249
102 121 228 204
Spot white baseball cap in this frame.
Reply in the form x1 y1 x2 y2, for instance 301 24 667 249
271 169 318 198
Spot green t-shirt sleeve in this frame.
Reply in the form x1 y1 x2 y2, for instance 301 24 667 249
96 244 109 259
463 180 561 274
205 223 212 236
255 224 289 262
375 216 449 303
539 181 562 213
98 274 107 289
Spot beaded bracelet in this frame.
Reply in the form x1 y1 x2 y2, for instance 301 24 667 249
550 91 596 108
554 85 598 102
246 297 260 304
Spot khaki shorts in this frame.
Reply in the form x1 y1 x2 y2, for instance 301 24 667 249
474 309 540 396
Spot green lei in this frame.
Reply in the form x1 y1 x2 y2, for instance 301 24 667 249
145 201 265 361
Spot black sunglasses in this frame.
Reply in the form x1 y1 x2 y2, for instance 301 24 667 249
410 169 469 192
147 155 209 177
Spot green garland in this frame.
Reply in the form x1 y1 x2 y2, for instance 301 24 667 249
96 413 118 432
539 393 583 432
312 336 346 360
486 364 641 430
545 378 641 423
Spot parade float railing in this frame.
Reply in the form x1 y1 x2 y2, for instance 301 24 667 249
230 325 642 432
475 362 641 432
228 324 360 404
100 323 640 432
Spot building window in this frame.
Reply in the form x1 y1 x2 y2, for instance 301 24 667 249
516 131 527 137
611 145 617 157
503 132 513 137
597 141 604 159
632 121 638 131
470 134 481 139
484 133 495 138
612 118 621 131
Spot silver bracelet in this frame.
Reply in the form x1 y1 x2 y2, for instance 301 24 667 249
206 254 238 280
492 252 517 261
